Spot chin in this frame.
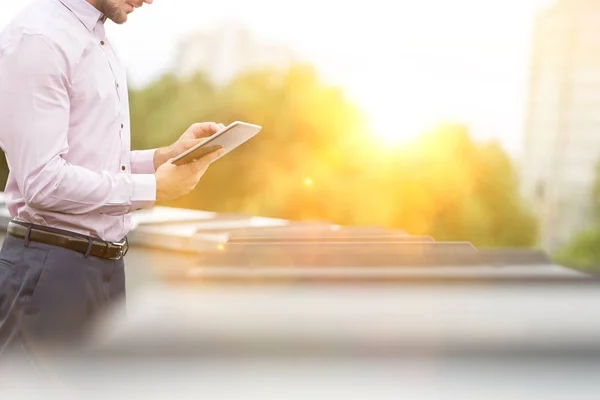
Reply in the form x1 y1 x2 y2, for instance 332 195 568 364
108 11 128 24
113 16 128 24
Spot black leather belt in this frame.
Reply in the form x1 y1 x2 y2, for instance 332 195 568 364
7 221 129 260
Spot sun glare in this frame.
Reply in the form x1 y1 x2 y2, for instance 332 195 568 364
367 110 437 147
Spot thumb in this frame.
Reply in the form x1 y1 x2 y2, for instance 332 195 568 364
188 147 224 172
179 138 208 151
157 158 175 171
204 147 225 163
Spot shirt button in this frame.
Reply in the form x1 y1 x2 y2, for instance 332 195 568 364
100 40 105 46
121 166 126 171
121 123 124 129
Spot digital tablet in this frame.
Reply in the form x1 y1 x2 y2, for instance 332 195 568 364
172 121 262 166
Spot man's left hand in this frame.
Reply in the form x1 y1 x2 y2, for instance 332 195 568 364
153 122 226 170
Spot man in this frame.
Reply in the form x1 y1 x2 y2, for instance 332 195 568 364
0 0 224 351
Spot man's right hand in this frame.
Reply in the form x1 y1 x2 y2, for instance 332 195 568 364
155 147 224 201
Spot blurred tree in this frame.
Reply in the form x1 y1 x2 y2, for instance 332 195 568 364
133 64 370 219
129 72 217 151
594 161 600 221
129 65 536 247
555 161 600 270
420 128 537 246
355 124 537 247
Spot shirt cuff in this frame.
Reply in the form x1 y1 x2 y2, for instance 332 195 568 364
130 149 157 174
130 174 156 210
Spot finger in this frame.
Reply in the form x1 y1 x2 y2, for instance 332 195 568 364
178 147 223 170
217 123 226 131
179 138 207 150
187 159 210 174
206 122 221 135
189 148 224 171
202 147 225 163
194 166 209 179
189 122 218 138
193 147 222 164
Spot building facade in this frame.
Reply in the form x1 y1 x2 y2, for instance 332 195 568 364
174 25 296 85
522 0 600 252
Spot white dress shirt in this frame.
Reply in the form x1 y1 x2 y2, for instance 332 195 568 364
0 0 156 242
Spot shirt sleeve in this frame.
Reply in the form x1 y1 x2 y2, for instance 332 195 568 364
0 34 155 216
130 149 157 174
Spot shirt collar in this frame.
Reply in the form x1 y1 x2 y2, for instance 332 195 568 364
58 0 104 32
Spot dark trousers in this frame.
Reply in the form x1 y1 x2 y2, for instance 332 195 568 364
0 235 126 354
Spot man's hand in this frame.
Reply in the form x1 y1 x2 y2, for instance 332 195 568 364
155 147 224 202
153 122 226 170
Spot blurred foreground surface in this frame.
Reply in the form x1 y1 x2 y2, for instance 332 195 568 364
1 204 599 399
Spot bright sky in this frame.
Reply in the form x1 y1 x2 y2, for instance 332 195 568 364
0 0 554 155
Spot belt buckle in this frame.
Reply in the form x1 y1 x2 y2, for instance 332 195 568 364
122 237 129 257
110 237 128 259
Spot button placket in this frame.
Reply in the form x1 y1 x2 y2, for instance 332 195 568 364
119 123 127 173
97 35 122 105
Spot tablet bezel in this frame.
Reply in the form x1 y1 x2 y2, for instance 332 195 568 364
171 121 261 166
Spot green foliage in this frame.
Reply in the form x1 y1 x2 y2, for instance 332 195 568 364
593 161 600 221
556 161 600 270
555 226 600 271
128 66 537 247
422 131 537 247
